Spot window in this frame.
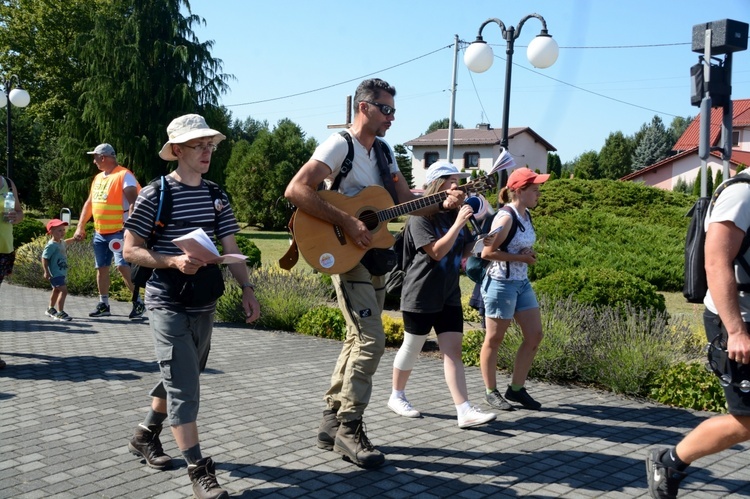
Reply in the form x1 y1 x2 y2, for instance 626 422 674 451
424 152 439 168
464 152 480 169
733 130 740 147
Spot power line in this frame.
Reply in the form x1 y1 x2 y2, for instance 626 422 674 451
227 45 451 107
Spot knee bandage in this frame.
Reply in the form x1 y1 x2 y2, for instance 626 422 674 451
393 332 427 371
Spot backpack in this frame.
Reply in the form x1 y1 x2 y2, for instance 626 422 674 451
683 175 750 303
465 205 531 283
384 227 407 297
130 176 223 289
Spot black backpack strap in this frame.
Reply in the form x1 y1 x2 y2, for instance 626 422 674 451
330 130 355 192
203 179 224 238
373 138 399 204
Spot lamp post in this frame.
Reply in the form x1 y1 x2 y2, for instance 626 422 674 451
0 75 31 180
464 14 558 185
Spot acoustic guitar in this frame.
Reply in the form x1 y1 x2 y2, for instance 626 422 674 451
293 175 497 274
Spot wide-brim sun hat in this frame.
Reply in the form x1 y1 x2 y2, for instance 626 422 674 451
159 114 227 161
425 161 471 186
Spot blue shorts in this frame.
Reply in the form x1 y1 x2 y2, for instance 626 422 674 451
93 231 128 268
50 276 67 288
481 278 539 320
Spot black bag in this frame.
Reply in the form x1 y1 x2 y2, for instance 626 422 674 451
156 265 225 307
131 264 153 288
360 248 398 276
384 229 407 296
465 255 490 283
683 176 750 303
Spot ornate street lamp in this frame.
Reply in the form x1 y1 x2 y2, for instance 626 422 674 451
0 75 31 180
464 14 558 185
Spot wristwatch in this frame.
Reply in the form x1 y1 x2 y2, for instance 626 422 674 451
240 283 255 292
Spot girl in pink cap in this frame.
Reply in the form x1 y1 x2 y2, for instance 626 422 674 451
479 168 549 411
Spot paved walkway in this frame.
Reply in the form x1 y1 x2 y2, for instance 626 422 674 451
1 283 748 498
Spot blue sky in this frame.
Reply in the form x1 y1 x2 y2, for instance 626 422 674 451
186 0 750 164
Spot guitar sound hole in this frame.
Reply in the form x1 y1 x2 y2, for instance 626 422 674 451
359 210 379 231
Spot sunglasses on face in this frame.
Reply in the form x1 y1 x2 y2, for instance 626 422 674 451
363 100 395 116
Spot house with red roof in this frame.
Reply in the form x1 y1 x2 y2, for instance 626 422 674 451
621 99 750 189
404 123 556 188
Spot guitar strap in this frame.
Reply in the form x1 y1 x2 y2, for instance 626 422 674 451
279 131 399 271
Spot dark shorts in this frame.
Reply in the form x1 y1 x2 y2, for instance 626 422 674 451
402 305 464 336
50 276 67 288
704 309 750 416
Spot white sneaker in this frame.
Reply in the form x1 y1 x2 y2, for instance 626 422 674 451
458 405 496 429
388 396 421 418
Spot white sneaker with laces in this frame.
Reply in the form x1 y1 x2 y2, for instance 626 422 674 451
458 405 496 429
388 396 421 418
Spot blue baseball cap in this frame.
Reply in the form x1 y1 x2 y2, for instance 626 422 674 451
425 161 471 185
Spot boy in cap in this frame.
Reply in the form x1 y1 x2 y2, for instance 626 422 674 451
73 143 145 319
42 219 78 321
124 114 260 499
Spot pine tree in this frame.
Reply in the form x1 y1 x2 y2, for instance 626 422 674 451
631 116 672 170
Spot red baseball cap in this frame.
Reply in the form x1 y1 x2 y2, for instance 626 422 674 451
46 219 69 233
507 168 550 190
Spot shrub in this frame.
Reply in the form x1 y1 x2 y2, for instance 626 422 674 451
649 362 727 413
244 265 331 331
534 267 666 313
462 329 485 367
12 217 46 248
382 314 404 347
218 234 262 268
462 294 482 324
295 306 346 340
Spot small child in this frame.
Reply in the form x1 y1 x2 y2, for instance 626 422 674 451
42 219 77 321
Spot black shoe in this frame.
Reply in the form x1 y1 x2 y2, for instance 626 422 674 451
317 409 339 450
128 424 172 470
188 457 228 499
334 418 385 469
504 386 542 410
88 302 111 317
645 448 686 499
129 301 146 319
485 389 514 411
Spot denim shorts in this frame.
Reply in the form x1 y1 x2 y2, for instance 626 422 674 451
50 276 66 288
93 231 128 268
481 278 539 320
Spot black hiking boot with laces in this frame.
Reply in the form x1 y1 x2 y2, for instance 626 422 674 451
333 418 385 469
127 424 172 470
188 457 228 499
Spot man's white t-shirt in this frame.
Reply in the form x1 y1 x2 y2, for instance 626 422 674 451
312 132 398 196
704 174 750 319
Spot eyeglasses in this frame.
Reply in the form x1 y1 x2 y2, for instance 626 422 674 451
363 100 396 116
180 143 217 153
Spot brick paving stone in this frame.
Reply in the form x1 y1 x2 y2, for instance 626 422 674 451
2 283 750 497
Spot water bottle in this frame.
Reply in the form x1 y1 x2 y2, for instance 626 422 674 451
3 191 14 223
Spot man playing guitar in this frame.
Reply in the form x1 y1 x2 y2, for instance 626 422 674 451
285 78 465 469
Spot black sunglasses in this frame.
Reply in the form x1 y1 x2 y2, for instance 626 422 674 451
363 100 396 116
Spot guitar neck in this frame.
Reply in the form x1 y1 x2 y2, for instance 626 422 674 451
376 183 478 222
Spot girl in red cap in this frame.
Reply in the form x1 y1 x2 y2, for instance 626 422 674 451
479 168 548 411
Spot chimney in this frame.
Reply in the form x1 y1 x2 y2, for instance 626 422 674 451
476 123 491 130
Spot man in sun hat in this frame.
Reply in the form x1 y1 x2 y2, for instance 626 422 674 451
123 113 259 499
74 143 145 319
285 78 467 469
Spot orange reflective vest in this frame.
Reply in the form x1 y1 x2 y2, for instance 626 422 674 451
91 166 140 234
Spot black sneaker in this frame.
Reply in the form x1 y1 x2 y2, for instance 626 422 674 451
129 301 146 319
485 389 514 411
504 386 542 410
45 307 58 318
89 302 111 317
645 448 686 499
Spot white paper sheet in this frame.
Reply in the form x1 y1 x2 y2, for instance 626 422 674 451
172 228 247 265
